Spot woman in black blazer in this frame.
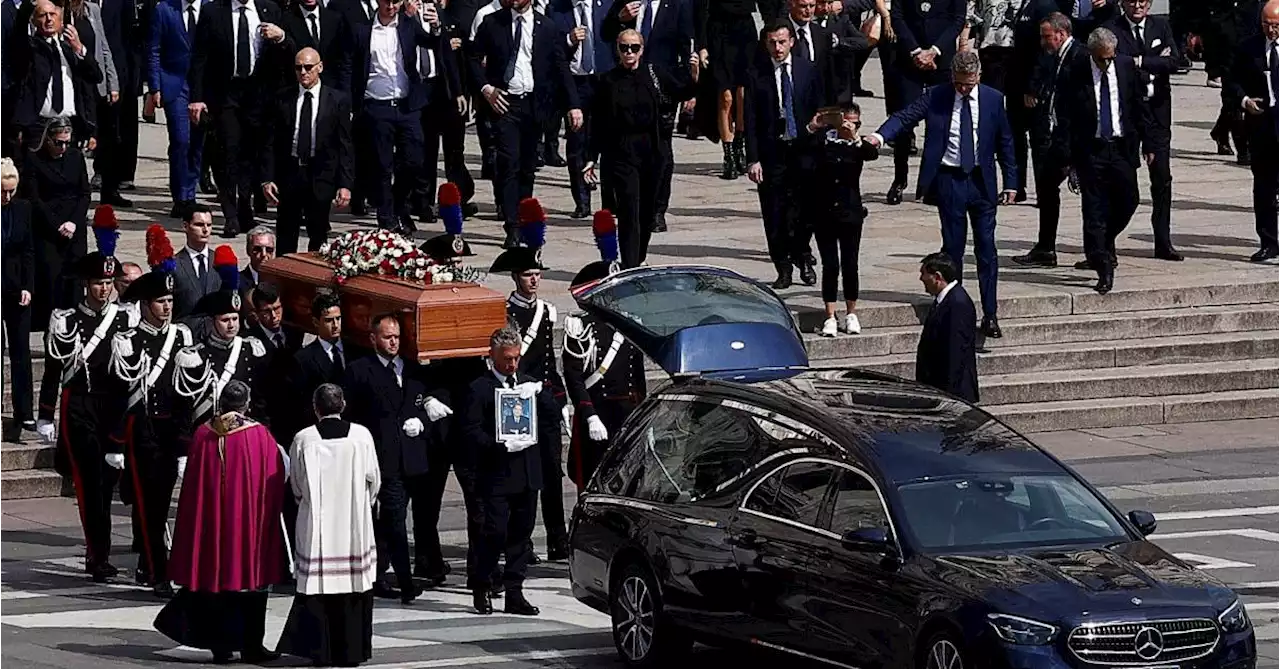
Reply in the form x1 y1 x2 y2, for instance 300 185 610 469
21 117 90 331
2 157 36 442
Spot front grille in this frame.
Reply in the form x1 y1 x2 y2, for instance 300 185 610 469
1067 618 1220 666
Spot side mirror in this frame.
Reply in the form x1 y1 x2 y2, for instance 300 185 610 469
841 527 893 554
1128 510 1157 537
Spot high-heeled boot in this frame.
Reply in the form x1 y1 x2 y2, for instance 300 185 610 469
733 135 748 174
720 140 738 180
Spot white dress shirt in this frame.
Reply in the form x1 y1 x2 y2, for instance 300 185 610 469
1047 36 1073 129
568 0 592 76
186 246 210 277
790 18 814 62
183 0 202 32
246 265 260 285
231 0 263 77
366 16 409 100
1090 58 1122 138
941 90 979 168
636 0 659 32
39 37 78 119
772 55 793 118
301 6 321 42
1255 41 1280 108
293 81 321 157
935 280 958 305
507 7 535 95
1124 17 1156 98
470 0 502 40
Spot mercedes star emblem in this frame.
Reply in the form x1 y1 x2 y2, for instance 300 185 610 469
1131 597 1143 606
1134 627 1164 661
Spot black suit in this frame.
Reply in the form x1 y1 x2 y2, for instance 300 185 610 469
406 11 468 213
1027 37 1087 254
469 8 578 235
188 0 292 236
885 0 965 187
343 354 443 590
459 370 559 593
1223 34 1279 253
280 3 351 89
1053 53 1154 274
1109 14 1178 253
2 199 36 424
245 320 304 439
282 339 350 439
915 284 978 403
7 0 104 142
262 85 353 254
95 0 141 194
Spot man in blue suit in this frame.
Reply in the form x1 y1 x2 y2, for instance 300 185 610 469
868 50 1017 338
551 0 613 217
148 0 206 217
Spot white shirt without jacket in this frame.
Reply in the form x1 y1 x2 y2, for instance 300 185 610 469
366 15 409 100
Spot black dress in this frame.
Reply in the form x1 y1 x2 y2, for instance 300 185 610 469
20 146 90 331
694 0 775 91
589 64 697 268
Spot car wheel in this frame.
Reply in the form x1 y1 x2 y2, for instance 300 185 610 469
920 631 967 669
610 562 691 667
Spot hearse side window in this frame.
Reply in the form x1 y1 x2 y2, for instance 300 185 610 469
745 462 834 528
827 470 889 535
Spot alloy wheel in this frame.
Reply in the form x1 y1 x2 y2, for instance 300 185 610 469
926 639 963 669
615 575 655 661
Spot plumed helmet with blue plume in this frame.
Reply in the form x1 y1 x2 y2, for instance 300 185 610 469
145 224 178 275
517 197 546 250
213 245 240 292
438 182 464 235
592 209 618 263
92 205 119 258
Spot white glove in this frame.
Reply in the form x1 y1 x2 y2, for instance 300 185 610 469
176 456 188 481
587 415 609 441
402 417 424 437
424 397 453 422
514 381 543 399
504 435 537 453
561 405 573 434
104 452 125 469
36 420 55 444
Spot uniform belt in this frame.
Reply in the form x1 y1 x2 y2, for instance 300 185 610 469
366 97 407 107
601 391 642 403
507 92 533 100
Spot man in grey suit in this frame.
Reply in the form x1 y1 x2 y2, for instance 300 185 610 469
172 204 222 337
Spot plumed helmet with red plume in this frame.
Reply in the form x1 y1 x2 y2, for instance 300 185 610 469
591 209 618 264
517 197 546 250
438 182 464 235
145 224 178 275
92 205 119 258
213 245 240 292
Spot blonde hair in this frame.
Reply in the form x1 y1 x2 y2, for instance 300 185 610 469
0 157 18 187
616 28 643 45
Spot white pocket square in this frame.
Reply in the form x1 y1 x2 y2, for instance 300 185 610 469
1150 39 1162 48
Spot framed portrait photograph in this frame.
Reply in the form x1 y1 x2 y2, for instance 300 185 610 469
495 388 538 443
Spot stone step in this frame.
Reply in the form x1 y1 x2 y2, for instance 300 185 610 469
2 441 55 470
1 468 67 500
989 389 1280 433
836 330 1280 379
980 358 1279 406
801 303 1276 361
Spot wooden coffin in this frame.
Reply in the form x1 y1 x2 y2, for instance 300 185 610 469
258 253 507 361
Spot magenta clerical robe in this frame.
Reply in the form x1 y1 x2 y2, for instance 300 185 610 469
169 412 286 593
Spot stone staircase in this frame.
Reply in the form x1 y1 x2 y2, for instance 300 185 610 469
3 274 1276 500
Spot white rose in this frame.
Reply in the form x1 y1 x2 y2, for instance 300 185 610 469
438 272 453 283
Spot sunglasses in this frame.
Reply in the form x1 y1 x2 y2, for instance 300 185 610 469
618 43 642 53
51 139 71 148
251 245 275 253
295 63 319 71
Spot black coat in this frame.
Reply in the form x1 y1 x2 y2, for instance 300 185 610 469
813 133 877 217
261 84 354 200
280 4 351 89
888 0 966 79
245 321 305 443
468 8 579 121
1107 14 1179 128
1222 34 1278 141
6 0 104 134
2 200 36 302
279 339 363 443
1051 53 1154 169
21 148 90 329
1029 37 1087 146
459 371 560 496
99 0 139 93
343 355 443 478
187 0 292 109
915 284 978 403
600 0 695 70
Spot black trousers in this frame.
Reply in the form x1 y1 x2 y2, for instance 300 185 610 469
410 452 452 577
889 69 949 186
602 136 661 269
654 109 677 218
476 488 537 592
211 87 263 234
1145 127 1173 251
2 298 33 423
492 95 540 231
539 469 566 551
365 100 425 230
94 96 141 191
814 211 864 303
56 390 120 567
757 144 813 271
1249 123 1279 252
566 75 595 210
1031 143 1068 251
123 415 179 584
455 465 497 588
276 164 333 255
1079 140 1140 272
375 473 420 590
1212 103 1249 155
421 80 476 206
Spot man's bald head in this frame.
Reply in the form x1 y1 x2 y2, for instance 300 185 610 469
295 47 323 88
1264 0 1279 41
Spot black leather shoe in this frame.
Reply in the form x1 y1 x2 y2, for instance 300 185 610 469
544 152 567 168
242 648 281 664
211 651 235 664
1155 248 1184 262
373 582 399 599
771 271 793 290
798 261 816 287
1094 269 1114 295
571 204 590 219
529 552 541 565
886 183 905 206
119 180 136 191
153 582 175 599
200 172 218 195
3 421 23 443
504 593 540 616
1012 250 1058 267
852 87 875 97
489 582 505 598
88 562 118 583
1075 256 1117 271
473 590 493 614
398 215 419 235
461 202 479 219
1250 248 1279 263
1014 189 1027 203
101 192 134 208
981 317 1003 339
1237 149 1252 166
1215 140 1234 156
652 213 668 233
418 206 438 225
400 582 424 604
547 541 570 562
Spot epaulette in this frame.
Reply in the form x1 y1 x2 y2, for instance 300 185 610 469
563 313 588 340
110 330 135 360
175 345 204 369
545 301 558 323
49 308 74 337
122 302 141 328
247 336 266 357
174 323 194 347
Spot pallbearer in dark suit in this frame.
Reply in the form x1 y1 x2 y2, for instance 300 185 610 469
469 0 581 248
1052 27 1153 294
283 292 353 442
1108 0 1182 261
2 159 36 442
744 19 825 290
561 213 645 488
915 252 978 403
261 48 354 255
867 50 1016 338
342 313 453 604
1223 0 1279 263
459 327 561 616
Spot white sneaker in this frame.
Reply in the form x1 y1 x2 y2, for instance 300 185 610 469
843 313 862 334
820 317 839 337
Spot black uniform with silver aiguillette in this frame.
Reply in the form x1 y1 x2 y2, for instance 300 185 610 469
562 311 645 488
172 332 271 428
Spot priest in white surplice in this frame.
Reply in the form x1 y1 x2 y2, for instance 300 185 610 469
277 384 381 667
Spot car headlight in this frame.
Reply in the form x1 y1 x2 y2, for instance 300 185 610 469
1218 599 1251 633
987 613 1058 645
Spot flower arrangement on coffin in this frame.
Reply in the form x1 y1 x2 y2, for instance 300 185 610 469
317 229 483 285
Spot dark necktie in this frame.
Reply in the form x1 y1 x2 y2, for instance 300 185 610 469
49 39 65 113
331 347 345 378
639 0 652 39
959 95 975 173
196 252 206 280
236 5 251 77
505 375 515 388
1075 0 1090 18
298 90 313 158
186 5 196 33
1099 66 1115 138
796 25 810 65
1270 43 1279 108
578 4 594 73
388 359 401 386
505 15 524 85
273 332 284 348
1132 22 1142 47
780 63 797 140
363 0 373 19
308 12 318 42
